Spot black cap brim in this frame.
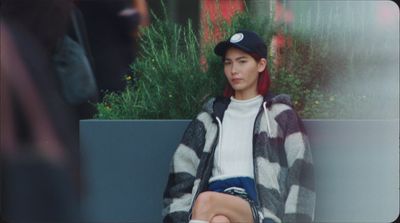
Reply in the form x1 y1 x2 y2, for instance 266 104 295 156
214 41 253 57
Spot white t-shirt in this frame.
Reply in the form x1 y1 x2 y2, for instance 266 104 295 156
209 95 263 182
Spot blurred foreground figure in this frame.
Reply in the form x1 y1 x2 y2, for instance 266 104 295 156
0 0 80 221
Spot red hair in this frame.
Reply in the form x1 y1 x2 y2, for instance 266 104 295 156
223 53 271 97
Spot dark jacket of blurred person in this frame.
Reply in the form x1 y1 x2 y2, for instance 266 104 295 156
1 0 82 221
76 0 148 97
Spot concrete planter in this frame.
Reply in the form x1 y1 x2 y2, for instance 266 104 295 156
80 119 399 222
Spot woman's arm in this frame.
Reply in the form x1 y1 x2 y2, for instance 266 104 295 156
278 109 316 223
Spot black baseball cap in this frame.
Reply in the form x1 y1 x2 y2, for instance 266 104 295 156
214 30 267 58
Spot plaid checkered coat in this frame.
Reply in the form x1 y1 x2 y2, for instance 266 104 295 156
162 93 315 223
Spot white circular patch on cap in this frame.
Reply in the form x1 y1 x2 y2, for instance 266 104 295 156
230 33 244 43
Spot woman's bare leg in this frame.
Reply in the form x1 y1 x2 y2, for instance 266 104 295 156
191 191 253 222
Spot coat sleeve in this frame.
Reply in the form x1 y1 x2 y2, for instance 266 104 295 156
162 115 206 223
278 108 316 223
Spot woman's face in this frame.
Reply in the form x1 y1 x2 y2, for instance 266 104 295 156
224 47 266 99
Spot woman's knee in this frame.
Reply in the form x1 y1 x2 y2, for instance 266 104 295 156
193 191 215 208
192 192 216 218
210 215 230 223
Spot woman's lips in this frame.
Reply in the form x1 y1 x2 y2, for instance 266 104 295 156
231 78 242 84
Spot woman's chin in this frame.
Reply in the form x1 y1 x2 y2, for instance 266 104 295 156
230 84 243 91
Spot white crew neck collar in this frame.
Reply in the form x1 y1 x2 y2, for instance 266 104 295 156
230 95 263 103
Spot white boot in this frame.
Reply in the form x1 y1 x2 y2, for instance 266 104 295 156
189 220 209 223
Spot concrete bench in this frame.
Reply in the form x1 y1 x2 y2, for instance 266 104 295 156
79 119 399 222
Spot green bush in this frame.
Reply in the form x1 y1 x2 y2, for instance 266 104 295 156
96 13 220 119
95 8 273 119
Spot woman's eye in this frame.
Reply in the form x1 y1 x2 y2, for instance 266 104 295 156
224 61 231 65
239 60 247 64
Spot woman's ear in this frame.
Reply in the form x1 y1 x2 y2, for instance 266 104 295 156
257 58 267 72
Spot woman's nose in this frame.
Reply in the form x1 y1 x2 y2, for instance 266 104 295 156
230 63 238 75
